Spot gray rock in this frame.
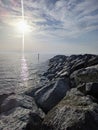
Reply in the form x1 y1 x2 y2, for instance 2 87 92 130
70 65 98 85
42 88 98 130
34 78 70 113
0 92 15 106
47 74 55 80
1 95 18 113
78 82 98 100
49 55 67 63
0 107 30 130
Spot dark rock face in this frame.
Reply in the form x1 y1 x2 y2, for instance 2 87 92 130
34 78 70 113
86 82 98 98
0 92 15 113
25 112 43 130
1 95 18 113
78 82 98 99
42 88 98 130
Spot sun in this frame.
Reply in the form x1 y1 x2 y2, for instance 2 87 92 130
16 20 29 33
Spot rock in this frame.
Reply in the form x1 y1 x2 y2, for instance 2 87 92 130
88 55 98 66
25 86 43 97
60 71 69 77
42 88 98 130
0 93 42 114
0 92 15 114
47 74 56 80
77 83 86 94
0 93 45 130
49 55 67 63
78 82 98 99
0 94 10 106
34 78 70 113
67 54 98 74
45 54 98 84
70 65 98 85
0 95 18 113
25 112 43 130
85 82 98 99
0 92 15 106
0 107 30 130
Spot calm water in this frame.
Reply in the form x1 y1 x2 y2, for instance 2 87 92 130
0 52 54 94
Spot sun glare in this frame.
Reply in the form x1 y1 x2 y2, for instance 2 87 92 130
17 20 29 33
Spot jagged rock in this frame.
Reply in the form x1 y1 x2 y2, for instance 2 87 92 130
70 65 98 85
0 95 19 113
0 107 30 130
25 112 43 130
0 93 45 130
0 94 44 113
78 82 98 99
34 78 70 113
0 92 15 105
47 74 56 80
0 92 15 113
85 82 98 99
42 88 98 130
0 94 11 106
45 54 98 82
49 55 67 63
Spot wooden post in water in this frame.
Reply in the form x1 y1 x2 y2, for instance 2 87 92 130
38 53 39 62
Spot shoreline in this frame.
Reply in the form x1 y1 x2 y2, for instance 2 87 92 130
0 54 98 130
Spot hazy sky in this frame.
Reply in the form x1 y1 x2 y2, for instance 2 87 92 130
0 0 98 54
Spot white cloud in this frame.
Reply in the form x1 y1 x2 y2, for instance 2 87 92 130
0 0 98 39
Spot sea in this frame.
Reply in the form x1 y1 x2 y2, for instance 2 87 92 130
0 52 57 129
0 52 55 94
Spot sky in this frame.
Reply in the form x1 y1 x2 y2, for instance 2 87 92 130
0 0 98 54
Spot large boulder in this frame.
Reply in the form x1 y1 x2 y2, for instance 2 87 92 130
70 65 98 85
0 91 15 106
86 82 98 98
77 82 98 99
0 92 15 113
34 78 70 113
24 112 43 130
0 95 19 113
42 88 98 130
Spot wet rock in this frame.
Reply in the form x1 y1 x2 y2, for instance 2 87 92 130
42 88 98 130
34 78 70 113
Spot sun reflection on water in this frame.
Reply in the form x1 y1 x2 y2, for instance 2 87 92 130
21 55 29 87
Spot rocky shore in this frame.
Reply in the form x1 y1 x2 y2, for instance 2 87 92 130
0 54 98 130
25 54 98 130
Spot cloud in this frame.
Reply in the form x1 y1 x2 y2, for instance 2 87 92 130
0 0 98 39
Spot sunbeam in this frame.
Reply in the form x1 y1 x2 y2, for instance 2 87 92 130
21 0 25 54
